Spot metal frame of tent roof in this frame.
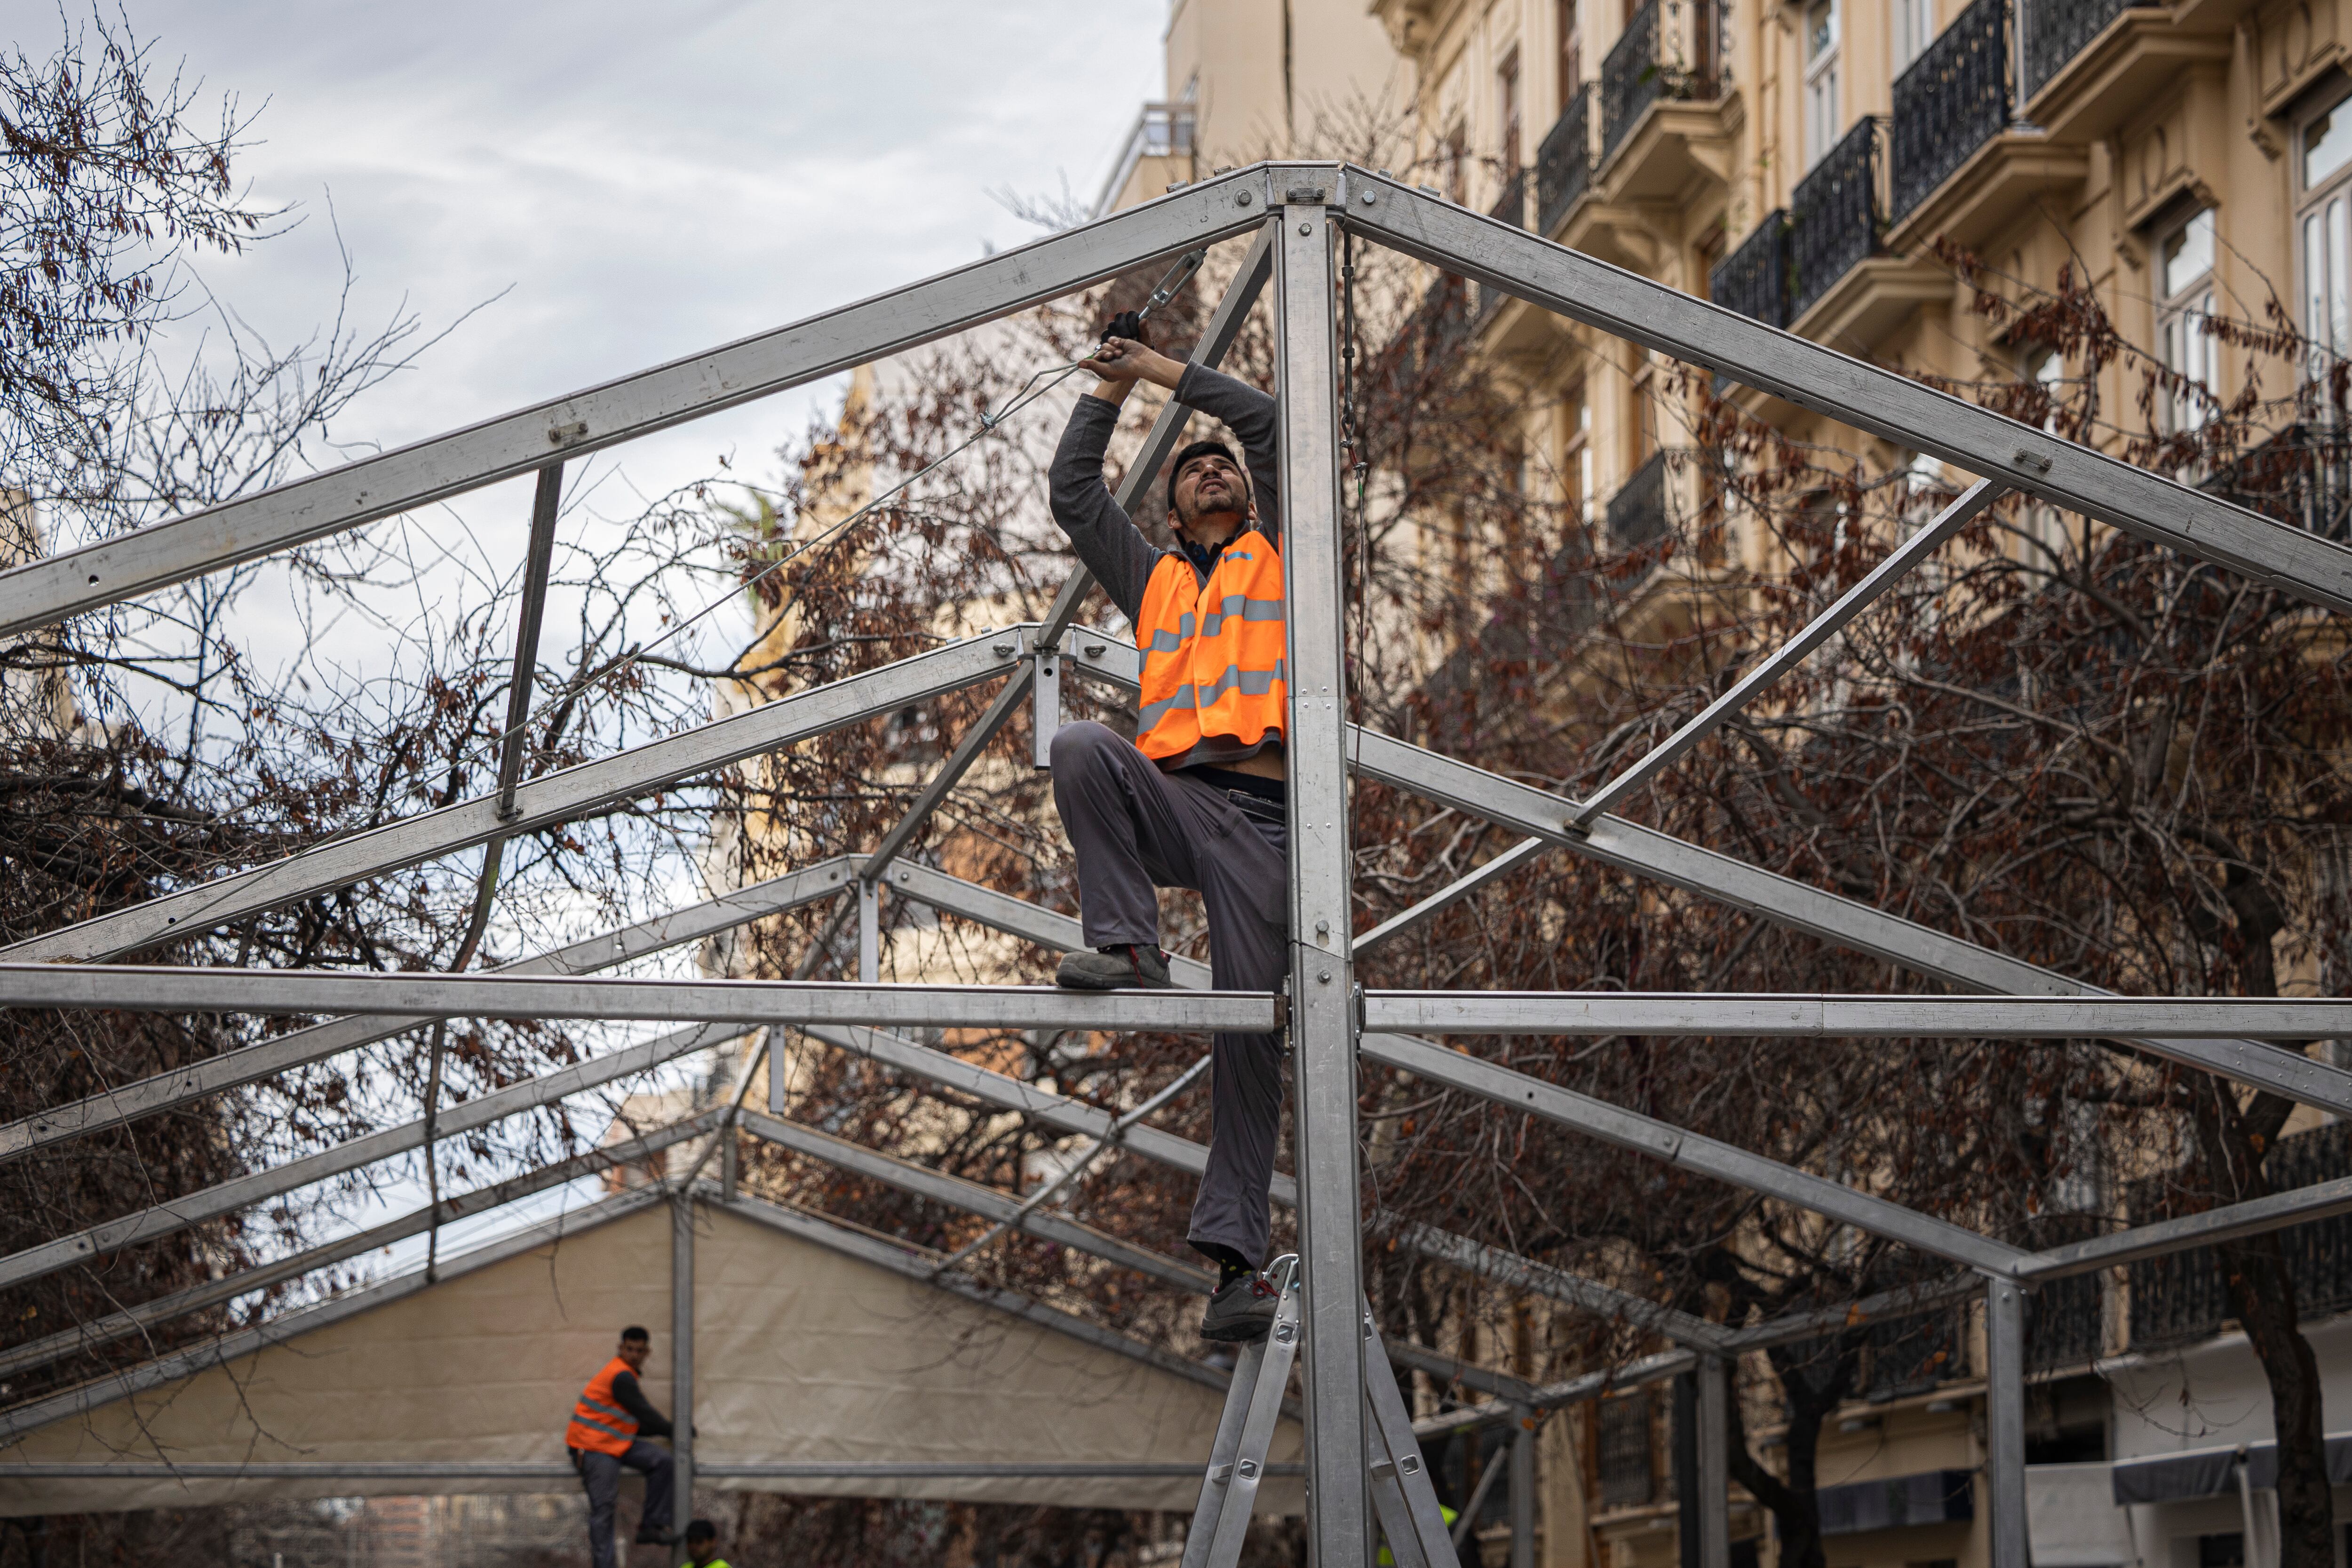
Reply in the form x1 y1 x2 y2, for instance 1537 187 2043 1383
6 163 2352 1565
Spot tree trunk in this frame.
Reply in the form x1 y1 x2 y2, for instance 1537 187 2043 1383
2190 1082 2336 1567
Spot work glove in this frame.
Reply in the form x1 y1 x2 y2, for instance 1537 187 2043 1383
1103 310 1149 346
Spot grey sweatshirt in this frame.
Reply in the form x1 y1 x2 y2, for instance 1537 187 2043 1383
1047 363 1284 772
1046 363 1282 626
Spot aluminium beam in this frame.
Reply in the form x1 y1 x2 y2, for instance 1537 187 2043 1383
1344 725 2352 1117
1362 992 2352 1040
2014 1170 2352 1280
0 1183 669 1442
6 631 1026 963
885 864 2017 1344
738 1107 1213 1294
0 1020 743 1293
887 864 2352 1321
1358 1029 2032 1277
1983 1277 2029 1568
0 177 1274 637
1276 197 1373 1559
707 1186 1231 1397
1 855 858 1163
0 966 1279 1035
673 1192 696 1527
1571 479 2004 827
1391 1222 1727 1351
0 1111 719 1383
1345 169 2352 615
1411 1349 1698 1439
0 1460 1306 1481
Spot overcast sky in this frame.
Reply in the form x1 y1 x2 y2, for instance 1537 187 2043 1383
53 0 1171 1266
114 0 1166 518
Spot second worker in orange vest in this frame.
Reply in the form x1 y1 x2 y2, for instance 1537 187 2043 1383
1046 316 1289 1345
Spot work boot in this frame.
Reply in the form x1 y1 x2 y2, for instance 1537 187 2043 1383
1055 943 1174 990
634 1526 680 1546
1199 1273 1279 1343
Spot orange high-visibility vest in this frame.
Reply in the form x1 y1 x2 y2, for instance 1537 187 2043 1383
1134 529 1287 764
565 1356 642 1457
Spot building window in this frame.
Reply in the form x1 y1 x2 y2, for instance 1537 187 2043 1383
1557 0 1582 105
1499 49 1524 175
1804 0 1841 167
1443 122 1470 204
1893 0 1937 72
2301 96 2352 380
2161 208 2218 433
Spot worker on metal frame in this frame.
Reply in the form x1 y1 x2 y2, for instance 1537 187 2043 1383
565 1324 680 1565
1046 312 1289 1345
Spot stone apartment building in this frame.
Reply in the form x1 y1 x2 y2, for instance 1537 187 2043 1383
1097 0 2352 1565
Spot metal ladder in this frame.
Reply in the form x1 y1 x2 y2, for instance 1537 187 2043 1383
1180 1255 1458 1568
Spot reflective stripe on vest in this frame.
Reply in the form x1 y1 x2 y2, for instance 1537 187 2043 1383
564 1356 641 1457
1134 531 1287 763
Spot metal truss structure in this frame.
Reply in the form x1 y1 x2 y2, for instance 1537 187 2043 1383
8 163 2352 1566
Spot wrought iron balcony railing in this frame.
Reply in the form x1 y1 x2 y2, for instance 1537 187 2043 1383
1710 210 1788 329
2023 0 2162 100
1536 85 1595 236
2202 422 2352 541
1608 450 1672 551
2128 1120 2352 1349
1787 118 1883 324
1601 1 1664 162
1600 0 1715 164
1478 172 1529 322
1890 0 2009 221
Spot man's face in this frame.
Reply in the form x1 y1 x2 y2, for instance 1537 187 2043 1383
617 1336 650 1372
689 1544 716 1566
1172 453 1247 538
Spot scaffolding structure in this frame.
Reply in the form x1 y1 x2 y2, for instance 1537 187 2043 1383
7 162 2352 1564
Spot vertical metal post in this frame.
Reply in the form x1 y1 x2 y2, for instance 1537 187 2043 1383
767 1030 787 1115
1697 1357 1730 1568
1031 637 1062 769
1983 1276 2028 1568
858 877 881 983
671 1192 696 1533
1276 189 1369 1564
1509 1411 1536 1568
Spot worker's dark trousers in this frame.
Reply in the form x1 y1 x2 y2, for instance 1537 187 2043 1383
1049 721 1289 1269
578 1439 673 1568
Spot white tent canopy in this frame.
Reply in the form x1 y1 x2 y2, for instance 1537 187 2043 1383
0 1193 1302 1517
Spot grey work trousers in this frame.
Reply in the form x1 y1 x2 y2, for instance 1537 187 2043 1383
1049 721 1289 1268
576 1439 673 1568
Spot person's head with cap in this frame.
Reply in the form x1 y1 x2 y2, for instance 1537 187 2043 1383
683 1518 723 1566
1167 439 1252 549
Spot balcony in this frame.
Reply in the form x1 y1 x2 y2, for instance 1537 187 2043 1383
2024 0 2162 101
1788 119 1882 324
1535 85 1595 236
2127 1120 2352 1349
1091 103 1196 218
1608 451 1671 551
1710 210 1788 329
1600 0 1666 161
2204 423 2352 541
1477 171 1528 324
1890 0 2008 222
